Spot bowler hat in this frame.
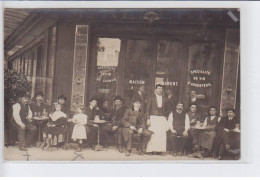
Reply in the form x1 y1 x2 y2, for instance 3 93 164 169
22 93 31 99
132 97 142 103
58 94 67 100
35 91 44 97
114 96 123 101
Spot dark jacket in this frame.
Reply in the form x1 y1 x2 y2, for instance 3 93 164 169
146 94 168 118
222 116 239 130
109 106 127 127
122 108 147 130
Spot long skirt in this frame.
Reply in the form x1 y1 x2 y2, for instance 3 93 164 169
72 124 87 140
199 130 216 151
146 115 169 152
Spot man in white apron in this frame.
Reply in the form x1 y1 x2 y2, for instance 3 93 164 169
146 84 169 155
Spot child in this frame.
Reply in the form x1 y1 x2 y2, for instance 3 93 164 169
71 105 88 152
40 103 67 150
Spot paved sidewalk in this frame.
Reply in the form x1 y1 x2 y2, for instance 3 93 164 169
4 146 215 161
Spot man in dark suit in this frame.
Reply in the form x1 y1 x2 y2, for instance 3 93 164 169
217 108 240 160
102 96 126 152
146 84 169 155
30 91 50 144
85 97 100 149
121 97 152 156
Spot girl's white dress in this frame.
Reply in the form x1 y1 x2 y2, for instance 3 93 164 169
71 113 88 140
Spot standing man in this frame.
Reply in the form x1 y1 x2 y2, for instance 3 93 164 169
11 93 37 151
165 88 175 117
131 85 146 112
121 97 152 156
167 102 189 156
146 84 169 155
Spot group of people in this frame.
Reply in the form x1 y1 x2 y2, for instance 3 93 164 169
9 84 240 160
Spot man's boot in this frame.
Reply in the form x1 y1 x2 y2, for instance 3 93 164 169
125 150 130 156
118 144 123 153
19 146 28 151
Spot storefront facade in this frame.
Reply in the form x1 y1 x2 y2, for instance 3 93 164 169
5 9 240 117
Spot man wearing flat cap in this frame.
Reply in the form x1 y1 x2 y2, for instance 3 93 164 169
10 93 37 151
217 108 240 160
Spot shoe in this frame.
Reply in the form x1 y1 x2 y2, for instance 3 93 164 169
193 145 199 151
218 156 224 160
157 152 166 156
75 147 82 152
19 147 28 151
125 151 130 156
225 144 231 151
197 152 204 159
118 145 123 153
40 142 47 149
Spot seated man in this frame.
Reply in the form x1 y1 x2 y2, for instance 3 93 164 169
186 103 202 153
167 102 189 156
190 106 220 159
10 93 37 151
121 97 152 156
218 108 240 160
102 96 126 152
30 91 50 144
85 97 100 149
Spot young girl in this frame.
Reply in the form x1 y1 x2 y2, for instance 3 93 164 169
71 105 88 152
40 103 67 150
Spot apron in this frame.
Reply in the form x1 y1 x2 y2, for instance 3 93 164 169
146 115 169 152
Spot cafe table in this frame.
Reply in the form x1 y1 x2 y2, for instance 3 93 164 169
89 120 108 151
32 116 50 147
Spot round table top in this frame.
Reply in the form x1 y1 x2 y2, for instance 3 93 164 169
90 120 108 124
191 126 208 130
32 116 50 121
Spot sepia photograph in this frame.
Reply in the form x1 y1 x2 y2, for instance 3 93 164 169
3 7 240 161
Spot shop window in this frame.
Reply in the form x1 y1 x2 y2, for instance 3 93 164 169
123 39 153 104
94 38 121 105
155 40 183 106
9 25 56 105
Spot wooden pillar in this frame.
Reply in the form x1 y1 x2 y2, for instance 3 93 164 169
70 25 89 111
220 29 240 116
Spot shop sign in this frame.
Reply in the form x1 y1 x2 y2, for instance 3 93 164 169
189 69 212 88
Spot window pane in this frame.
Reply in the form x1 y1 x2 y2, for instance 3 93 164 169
94 38 121 103
156 40 182 105
124 39 153 103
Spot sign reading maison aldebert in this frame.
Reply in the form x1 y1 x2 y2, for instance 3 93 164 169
189 70 212 88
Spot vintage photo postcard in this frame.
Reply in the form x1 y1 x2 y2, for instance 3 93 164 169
3 8 240 161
